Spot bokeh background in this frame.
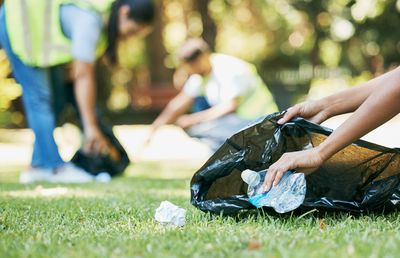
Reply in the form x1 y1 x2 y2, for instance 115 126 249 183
2 4 400 257
1 0 400 128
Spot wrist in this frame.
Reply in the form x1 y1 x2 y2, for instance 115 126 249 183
314 98 332 119
149 124 159 134
84 122 99 134
323 93 348 119
315 141 334 162
183 113 197 123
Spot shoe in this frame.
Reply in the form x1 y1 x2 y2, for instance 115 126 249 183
19 167 54 184
51 163 94 184
95 172 112 183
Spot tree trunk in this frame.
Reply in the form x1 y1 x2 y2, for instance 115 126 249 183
193 0 217 50
146 0 172 85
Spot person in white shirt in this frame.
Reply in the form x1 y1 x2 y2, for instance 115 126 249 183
150 38 278 150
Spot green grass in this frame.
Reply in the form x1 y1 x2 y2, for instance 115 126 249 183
1 162 400 258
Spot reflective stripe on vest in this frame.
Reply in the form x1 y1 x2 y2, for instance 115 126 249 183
42 0 71 66
20 0 33 63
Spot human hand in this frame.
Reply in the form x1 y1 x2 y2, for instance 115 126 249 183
176 114 197 129
143 125 157 146
278 101 329 125
83 125 110 155
262 148 325 192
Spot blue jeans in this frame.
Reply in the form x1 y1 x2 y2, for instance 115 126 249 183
186 114 250 151
187 97 249 151
0 6 64 169
191 96 211 113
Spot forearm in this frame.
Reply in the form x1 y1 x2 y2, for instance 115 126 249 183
73 71 98 131
152 94 193 129
317 69 400 118
320 86 372 118
152 105 183 128
317 68 400 161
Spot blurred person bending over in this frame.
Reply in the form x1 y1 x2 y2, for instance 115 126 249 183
151 38 278 151
0 0 155 183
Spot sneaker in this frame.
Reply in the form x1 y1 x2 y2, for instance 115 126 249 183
19 167 54 184
51 163 94 184
95 172 112 183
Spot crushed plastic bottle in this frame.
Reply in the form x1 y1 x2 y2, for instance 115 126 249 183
241 169 306 213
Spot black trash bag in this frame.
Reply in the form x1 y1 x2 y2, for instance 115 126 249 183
71 122 130 177
190 112 400 215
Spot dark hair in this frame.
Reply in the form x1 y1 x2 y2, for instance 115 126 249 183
177 38 210 63
106 0 155 64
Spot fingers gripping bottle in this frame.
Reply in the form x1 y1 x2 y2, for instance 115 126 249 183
241 169 306 213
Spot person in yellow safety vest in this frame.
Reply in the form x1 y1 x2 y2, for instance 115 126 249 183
149 38 279 151
0 0 155 183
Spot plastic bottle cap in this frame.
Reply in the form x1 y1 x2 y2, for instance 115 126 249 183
241 169 261 187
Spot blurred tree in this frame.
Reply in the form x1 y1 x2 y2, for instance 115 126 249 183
193 0 217 50
258 0 328 108
0 50 24 127
2 0 400 127
146 0 173 84
208 0 399 109
350 0 400 74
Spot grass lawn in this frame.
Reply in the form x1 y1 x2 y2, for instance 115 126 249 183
1 161 400 258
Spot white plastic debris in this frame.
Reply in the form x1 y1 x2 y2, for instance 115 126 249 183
95 172 111 183
154 201 186 227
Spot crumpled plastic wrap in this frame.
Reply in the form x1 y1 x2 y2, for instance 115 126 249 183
155 201 186 227
190 112 400 215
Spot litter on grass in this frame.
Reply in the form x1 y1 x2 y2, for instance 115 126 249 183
155 201 186 227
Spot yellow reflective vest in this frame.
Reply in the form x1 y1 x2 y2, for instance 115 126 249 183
4 0 114 67
236 73 278 120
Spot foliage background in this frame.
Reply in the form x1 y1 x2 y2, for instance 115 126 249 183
1 0 400 127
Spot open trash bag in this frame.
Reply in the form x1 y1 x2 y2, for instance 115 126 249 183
190 112 400 215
